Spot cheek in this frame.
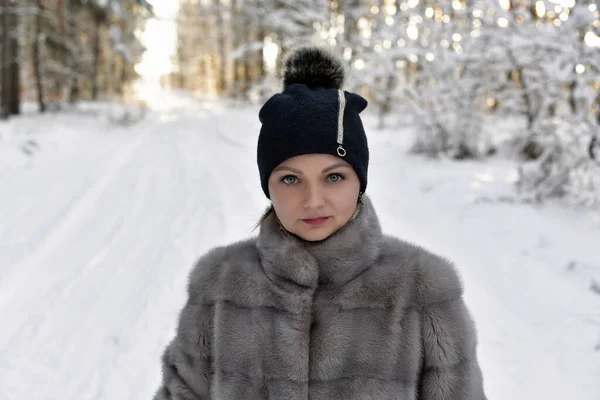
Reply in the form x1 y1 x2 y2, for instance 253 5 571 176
331 188 360 221
267 178 279 198
338 182 360 204
341 198 357 218
270 185 291 207
271 193 297 225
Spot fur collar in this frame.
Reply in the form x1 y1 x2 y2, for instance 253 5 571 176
256 195 383 290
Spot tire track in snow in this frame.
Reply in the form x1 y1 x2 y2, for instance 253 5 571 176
0 128 149 296
0 124 158 400
97 114 235 400
0 139 151 359
0 101 265 400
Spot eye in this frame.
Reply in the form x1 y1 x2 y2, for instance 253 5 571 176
281 175 299 185
327 173 345 183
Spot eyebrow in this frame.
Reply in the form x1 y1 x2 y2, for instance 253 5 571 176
322 162 351 173
273 162 350 175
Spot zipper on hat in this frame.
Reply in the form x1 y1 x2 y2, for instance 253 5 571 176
337 89 347 157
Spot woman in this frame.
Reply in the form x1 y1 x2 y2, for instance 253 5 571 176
153 46 487 400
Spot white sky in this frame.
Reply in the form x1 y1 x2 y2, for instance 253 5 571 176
136 0 179 79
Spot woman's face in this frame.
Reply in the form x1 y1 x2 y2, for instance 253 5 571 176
268 154 361 242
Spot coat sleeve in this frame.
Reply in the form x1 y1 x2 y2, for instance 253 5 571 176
417 254 487 400
153 250 222 400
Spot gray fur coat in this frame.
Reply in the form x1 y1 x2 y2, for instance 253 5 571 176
153 197 487 399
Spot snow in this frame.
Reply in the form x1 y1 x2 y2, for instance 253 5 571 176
1 86 599 399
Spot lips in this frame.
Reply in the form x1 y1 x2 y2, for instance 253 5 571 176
302 217 330 226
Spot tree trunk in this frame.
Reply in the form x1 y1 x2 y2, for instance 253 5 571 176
217 0 228 96
243 20 257 100
108 57 115 95
230 0 239 98
91 14 102 100
234 2 247 99
341 0 362 55
275 39 287 76
257 28 266 99
507 51 535 131
1 0 20 117
34 0 47 113
57 0 66 35
119 58 127 97
67 0 79 103
0 0 7 117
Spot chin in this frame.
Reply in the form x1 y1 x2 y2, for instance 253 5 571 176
296 228 334 242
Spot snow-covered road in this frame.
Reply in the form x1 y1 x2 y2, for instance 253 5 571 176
1 91 599 399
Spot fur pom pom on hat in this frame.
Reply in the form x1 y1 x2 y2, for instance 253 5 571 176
257 46 370 199
282 46 346 90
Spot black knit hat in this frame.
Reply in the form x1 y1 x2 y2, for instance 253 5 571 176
257 46 369 199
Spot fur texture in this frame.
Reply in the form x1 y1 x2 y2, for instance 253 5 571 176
282 46 345 90
153 197 487 399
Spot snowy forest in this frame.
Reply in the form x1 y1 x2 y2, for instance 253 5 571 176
2 0 600 211
0 0 153 114
2 1 600 398
170 0 600 213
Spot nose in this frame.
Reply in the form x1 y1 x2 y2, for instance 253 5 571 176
303 182 325 210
